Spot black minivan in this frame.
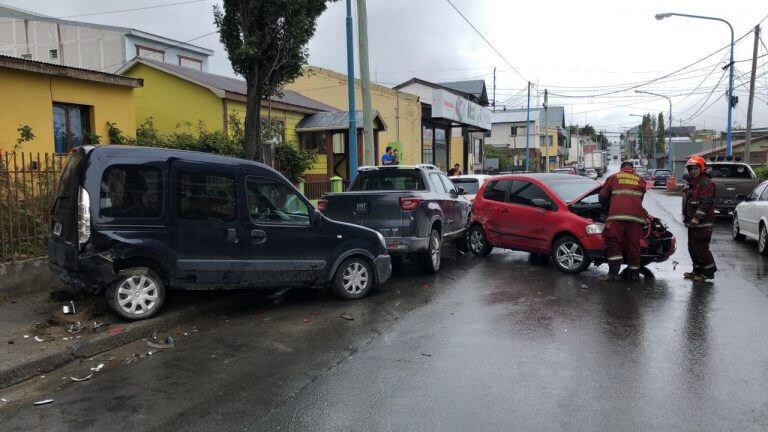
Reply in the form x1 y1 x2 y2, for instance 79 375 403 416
48 146 391 320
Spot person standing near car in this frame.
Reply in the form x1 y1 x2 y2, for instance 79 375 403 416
381 146 393 165
599 161 647 282
682 156 717 281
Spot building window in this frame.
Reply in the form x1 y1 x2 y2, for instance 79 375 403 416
178 55 203 70
510 126 518 136
21 53 32 59
49 49 58 60
136 45 165 62
300 132 326 152
52 103 92 154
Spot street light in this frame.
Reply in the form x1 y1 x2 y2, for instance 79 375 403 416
635 90 673 172
655 12 734 157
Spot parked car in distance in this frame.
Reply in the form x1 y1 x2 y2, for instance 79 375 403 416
48 146 391 321
449 174 492 202
585 169 598 180
635 167 648 179
732 179 768 255
705 162 761 215
647 169 673 188
553 167 579 175
320 165 470 274
466 173 676 273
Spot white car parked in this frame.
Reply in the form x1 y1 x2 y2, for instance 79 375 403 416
585 168 598 180
449 174 492 202
732 179 768 255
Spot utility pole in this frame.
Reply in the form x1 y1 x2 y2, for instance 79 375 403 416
356 0 374 166
745 24 760 163
345 0 358 178
492 67 496 111
543 89 549 172
525 82 531 172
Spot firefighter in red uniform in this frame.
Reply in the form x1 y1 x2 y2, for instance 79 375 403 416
682 156 717 281
599 161 647 281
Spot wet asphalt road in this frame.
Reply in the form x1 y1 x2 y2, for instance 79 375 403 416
2 190 768 431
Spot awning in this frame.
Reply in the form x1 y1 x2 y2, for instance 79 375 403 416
295 110 387 132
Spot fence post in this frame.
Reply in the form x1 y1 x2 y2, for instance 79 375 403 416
330 176 343 193
297 177 306 195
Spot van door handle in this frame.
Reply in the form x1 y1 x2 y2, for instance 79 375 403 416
251 229 267 244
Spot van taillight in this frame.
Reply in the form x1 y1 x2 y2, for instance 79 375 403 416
400 197 422 211
317 199 328 212
78 187 91 247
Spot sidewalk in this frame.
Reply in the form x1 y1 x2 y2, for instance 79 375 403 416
0 287 251 390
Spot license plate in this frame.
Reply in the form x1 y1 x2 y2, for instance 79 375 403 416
53 222 62 236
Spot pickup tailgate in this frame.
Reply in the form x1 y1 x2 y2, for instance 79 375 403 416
322 191 414 238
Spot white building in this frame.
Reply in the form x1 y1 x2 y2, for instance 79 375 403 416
0 4 213 72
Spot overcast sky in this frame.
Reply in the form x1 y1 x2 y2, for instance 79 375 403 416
5 0 768 140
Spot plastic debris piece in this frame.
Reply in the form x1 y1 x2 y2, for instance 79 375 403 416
34 336 45 343
420 353 432 357
303 318 311 323
106 325 125 335
23 335 29 339
34 399 53 406
580 284 588 290
70 373 93 382
146 331 175 350
672 261 679 270
340 313 354 321
67 322 84 334
90 363 104 372
1 398 8 402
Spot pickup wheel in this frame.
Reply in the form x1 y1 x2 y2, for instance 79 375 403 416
106 268 166 321
333 257 374 300
418 229 442 274
468 224 492 257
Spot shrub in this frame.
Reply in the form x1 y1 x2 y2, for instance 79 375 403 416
755 165 768 181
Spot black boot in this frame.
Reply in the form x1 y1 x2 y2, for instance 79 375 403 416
607 262 622 282
627 268 640 281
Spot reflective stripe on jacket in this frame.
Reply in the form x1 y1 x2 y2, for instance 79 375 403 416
683 173 716 227
599 167 647 224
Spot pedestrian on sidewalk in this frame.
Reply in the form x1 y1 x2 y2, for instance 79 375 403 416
682 156 717 281
381 146 393 165
599 161 647 281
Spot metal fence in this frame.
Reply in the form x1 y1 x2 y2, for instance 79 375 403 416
1 152 67 263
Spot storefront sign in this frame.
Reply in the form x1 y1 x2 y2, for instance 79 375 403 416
431 89 491 130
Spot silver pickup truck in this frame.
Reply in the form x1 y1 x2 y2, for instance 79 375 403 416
706 162 761 214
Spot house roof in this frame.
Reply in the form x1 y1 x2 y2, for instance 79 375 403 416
689 137 768 157
491 107 566 129
0 4 213 56
437 80 489 106
392 77 489 106
295 110 387 132
118 58 337 113
0 54 143 88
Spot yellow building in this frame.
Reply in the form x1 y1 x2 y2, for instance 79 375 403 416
118 58 344 177
287 66 422 166
0 54 141 155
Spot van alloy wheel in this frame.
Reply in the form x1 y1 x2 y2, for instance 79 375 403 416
342 262 369 295
107 268 166 321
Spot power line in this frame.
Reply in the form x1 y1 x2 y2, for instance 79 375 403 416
444 0 528 84
57 0 207 19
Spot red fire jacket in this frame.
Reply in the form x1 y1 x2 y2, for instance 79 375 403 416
683 173 716 227
599 167 647 224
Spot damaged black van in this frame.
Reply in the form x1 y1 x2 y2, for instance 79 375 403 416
48 146 391 320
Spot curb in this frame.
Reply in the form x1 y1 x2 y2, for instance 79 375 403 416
0 293 242 390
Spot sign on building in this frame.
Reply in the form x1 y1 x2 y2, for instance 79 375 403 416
431 89 491 130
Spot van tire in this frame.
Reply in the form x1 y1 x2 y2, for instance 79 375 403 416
107 267 166 321
418 229 442 274
333 257 374 300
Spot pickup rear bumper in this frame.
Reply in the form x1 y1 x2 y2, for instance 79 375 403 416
715 197 739 212
384 236 429 255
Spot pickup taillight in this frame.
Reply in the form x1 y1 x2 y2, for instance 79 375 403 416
400 197 423 211
317 199 328 212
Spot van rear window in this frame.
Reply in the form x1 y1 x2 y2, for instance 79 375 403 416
100 166 163 218
54 150 84 212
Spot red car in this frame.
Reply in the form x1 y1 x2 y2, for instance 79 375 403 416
467 173 676 274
